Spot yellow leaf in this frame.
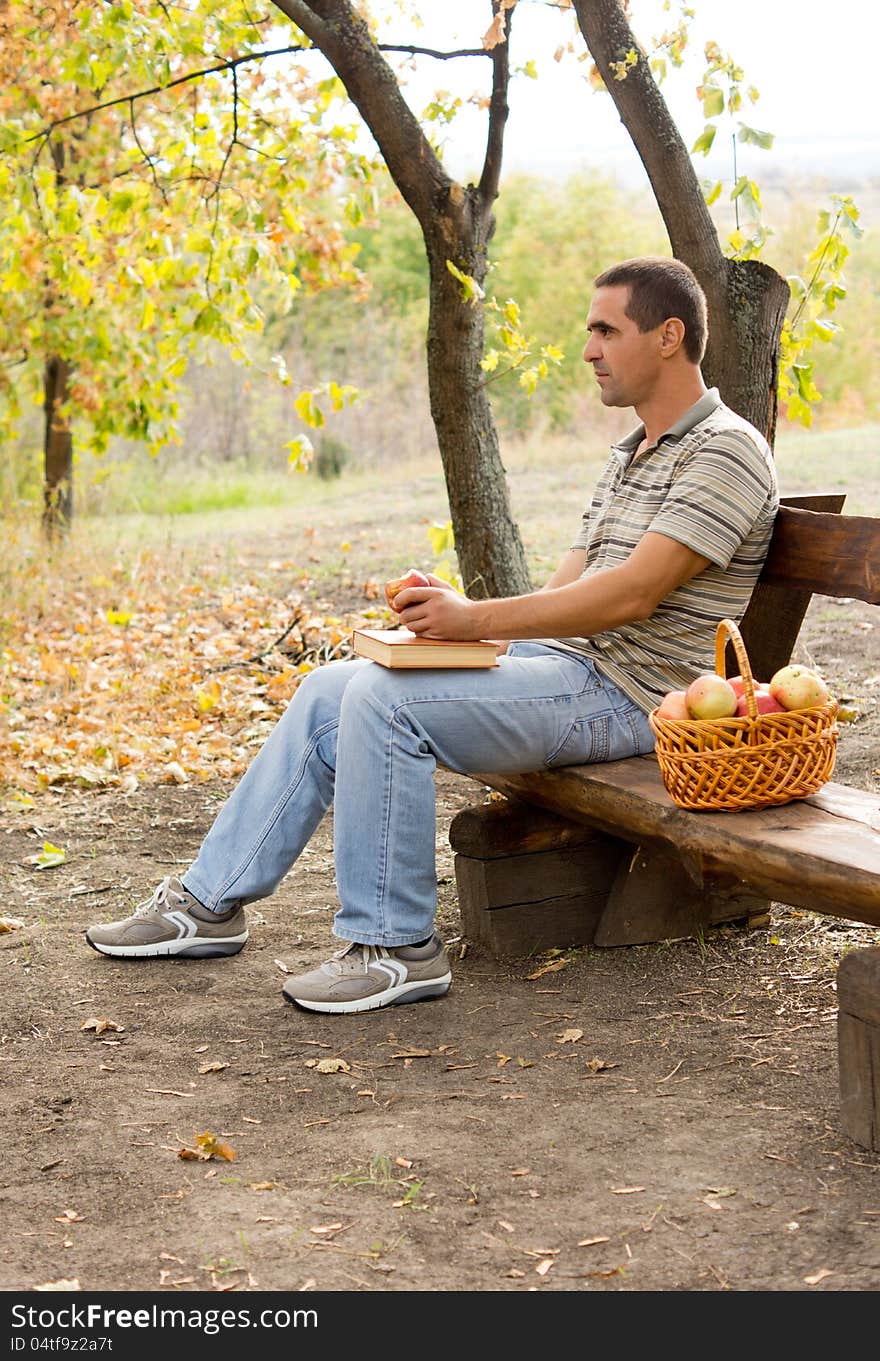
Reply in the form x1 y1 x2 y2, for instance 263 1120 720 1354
557 1028 584 1044
526 958 568 980
80 1017 125 1034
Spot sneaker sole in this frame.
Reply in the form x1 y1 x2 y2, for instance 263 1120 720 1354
283 973 452 1014
85 932 248 959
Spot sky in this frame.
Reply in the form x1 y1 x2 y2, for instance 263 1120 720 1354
367 0 879 192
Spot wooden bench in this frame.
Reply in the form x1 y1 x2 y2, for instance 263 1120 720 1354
449 494 880 1149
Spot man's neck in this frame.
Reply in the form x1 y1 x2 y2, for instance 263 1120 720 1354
634 375 708 450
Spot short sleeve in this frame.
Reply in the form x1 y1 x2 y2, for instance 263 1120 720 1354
570 511 590 552
648 434 775 569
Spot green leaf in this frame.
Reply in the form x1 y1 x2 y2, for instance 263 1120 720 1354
446 259 485 305
738 124 774 150
691 125 717 156
701 84 725 118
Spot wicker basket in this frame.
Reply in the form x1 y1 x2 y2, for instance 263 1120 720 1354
648 618 838 812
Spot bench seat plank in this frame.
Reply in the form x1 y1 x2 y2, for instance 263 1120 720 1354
471 759 880 926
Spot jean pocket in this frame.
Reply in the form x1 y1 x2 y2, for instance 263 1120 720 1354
546 715 610 768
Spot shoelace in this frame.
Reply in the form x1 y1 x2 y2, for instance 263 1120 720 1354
133 876 182 917
329 942 387 973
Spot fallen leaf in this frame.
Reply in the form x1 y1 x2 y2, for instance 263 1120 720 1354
391 1049 431 1059
274 959 292 974
248 1182 277 1192
578 1236 611 1247
33 1279 81 1291
526 958 568 980
611 1187 645 1195
177 1131 236 1163
309 1222 344 1235
80 1017 125 1035
703 1186 737 1198
25 840 66 870
804 1268 833 1285
586 1057 618 1073
557 1028 584 1044
510 1168 531 1177
535 1259 554 1276
198 1061 229 1074
159 1252 184 1263
502 1268 526 1279
54 1210 84 1223
194 1045 209 1054
314 1057 351 1074
497 1220 515 1233
0 917 26 934
496 1052 511 1067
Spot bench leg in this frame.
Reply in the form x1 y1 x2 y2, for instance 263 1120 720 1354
594 843 770 947
450 798 629 957
837 946 880 1151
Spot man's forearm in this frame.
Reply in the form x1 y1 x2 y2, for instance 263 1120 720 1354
472 566 650 641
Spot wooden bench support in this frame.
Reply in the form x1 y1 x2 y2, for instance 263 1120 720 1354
837 947 880 1152
450 798 770 954
450 799 629 956
595 844 769 946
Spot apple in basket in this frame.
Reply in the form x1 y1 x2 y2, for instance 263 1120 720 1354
769 664 831 711
385 568 430 611
684 673 738 720
735 685 786 717
655 689 690 720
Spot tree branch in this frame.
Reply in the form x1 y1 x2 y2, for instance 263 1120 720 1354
478 1 512 213
378 44 488 60
23 45 308 147
270 1 453 232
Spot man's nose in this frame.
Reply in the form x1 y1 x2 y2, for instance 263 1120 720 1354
583 335 600 363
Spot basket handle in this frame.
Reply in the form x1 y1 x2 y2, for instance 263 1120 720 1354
714 617 759 720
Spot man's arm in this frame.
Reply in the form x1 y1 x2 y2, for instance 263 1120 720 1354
396 533 711 641
541 548 587 591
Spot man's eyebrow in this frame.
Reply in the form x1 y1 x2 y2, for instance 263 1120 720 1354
586 317 616 332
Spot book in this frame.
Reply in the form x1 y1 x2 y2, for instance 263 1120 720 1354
351 628 499 669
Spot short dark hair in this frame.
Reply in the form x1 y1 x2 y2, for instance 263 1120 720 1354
593 256 708 363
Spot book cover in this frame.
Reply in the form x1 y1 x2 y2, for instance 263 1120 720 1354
351 628 498 669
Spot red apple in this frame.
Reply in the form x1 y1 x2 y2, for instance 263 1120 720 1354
685 673 738 720
769 664 830 711
655 689 690 720
735 686 787 717
727 675 746 700
385 567 430 611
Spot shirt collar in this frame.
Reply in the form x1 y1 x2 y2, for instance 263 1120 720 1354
613 387 722 462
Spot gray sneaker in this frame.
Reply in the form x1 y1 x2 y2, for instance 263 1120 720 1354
85 876 248 959
282 934 452 1014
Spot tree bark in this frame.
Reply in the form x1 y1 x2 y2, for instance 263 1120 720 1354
271 0 531 596
43 355 73 536
572 0 789 444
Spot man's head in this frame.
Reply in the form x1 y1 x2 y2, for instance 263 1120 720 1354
583 256 708 411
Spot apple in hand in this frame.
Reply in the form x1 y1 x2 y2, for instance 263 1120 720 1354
385 567 430 611
735 685 786 717
685 673 738 720
769 664 830 711
655 689 690 720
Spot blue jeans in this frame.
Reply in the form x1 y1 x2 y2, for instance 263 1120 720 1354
182 641 655 946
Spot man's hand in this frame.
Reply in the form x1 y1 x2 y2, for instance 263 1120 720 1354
394 574 487 640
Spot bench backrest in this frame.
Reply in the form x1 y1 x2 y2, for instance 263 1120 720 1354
737 492 880 680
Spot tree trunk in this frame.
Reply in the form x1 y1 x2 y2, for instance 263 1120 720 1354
43 355 73 536
271 0 531 596
572 0 789 444
424 197 530 598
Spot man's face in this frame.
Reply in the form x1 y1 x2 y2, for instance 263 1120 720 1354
582 284 664 409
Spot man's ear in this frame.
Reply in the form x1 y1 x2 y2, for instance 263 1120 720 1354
659 317 686 357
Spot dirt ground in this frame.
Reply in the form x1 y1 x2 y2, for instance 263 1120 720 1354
2 593 878 1296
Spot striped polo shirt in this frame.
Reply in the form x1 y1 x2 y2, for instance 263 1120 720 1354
552 388 779 713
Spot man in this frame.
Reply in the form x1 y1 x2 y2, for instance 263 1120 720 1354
86 256 779 1014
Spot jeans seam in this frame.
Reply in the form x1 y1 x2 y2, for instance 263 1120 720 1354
209 715 338 909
